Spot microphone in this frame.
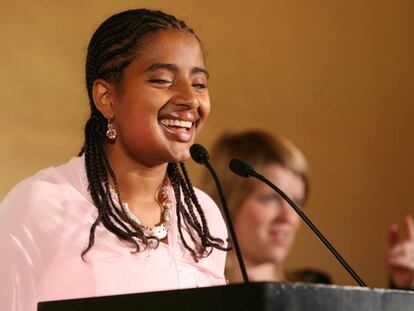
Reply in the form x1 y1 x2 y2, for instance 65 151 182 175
189 143 209 164
229 158 253 178
190 144 250 283
229 158 367 287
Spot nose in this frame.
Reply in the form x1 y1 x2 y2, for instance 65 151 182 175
172 79 198 109
277 201 300 224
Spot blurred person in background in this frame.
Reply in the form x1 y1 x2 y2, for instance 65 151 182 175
201 129 414 290
201 129 330 284
386 214 414 290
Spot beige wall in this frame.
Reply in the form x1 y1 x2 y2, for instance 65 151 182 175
1 1 413 288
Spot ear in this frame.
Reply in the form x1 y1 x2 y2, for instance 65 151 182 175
92 79 116 119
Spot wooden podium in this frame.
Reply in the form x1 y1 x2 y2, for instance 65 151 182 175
38 282 414 311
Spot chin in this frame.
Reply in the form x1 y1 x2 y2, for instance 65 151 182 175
267 249 289 264
168 145 191 163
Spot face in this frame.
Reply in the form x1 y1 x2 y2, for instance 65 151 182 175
103 29 210 167
234 164 305 265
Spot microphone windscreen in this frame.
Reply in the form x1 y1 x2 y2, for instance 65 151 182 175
229 158 252 178
190 144 209 164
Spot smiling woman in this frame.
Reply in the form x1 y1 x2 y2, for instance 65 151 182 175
98 29 211 167
201 130 331 284
0 9 228 311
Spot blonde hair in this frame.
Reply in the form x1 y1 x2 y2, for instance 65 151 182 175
200 130 309 216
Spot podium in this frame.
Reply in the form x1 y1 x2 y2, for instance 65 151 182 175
38 282 414 311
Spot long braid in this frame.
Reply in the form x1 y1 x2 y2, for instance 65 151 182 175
176 173 209 257
103 154 158 250
168 163 198 260
176 171 204 234
179 163 229 246
80 8 228 259
81 115 142 257
168 163 229 260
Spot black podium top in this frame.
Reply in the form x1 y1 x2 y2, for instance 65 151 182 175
38 282 414 311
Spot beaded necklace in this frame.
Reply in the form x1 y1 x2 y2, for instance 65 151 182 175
109 178 173 240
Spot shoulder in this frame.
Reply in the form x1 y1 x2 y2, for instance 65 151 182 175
0 156 87 229
193 186 223 219
193 187 228 275
193 187 227 237
1 156 85 206
2 166 66 208
194 187 219 210
0 157 88 306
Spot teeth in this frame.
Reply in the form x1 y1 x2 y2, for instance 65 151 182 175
271 231 288 237
160 119 193 128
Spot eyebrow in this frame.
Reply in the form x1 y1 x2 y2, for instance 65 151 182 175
145 63 209 78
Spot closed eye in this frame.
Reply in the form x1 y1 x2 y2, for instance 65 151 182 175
148 79 172 84
192 83 207 90
255 194 280 205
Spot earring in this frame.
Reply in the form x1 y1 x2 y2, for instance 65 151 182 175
106 118 117 140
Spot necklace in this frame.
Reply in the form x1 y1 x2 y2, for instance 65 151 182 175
109 178 173 240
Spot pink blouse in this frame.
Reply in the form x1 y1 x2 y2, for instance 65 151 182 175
0 156 228 311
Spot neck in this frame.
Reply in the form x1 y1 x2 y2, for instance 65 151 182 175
247 262 285 282
104 145 169 203
226 252 286 283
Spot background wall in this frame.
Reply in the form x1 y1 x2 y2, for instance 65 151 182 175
1 0 413 288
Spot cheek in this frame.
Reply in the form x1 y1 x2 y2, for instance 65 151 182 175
236 203 271 229
290 214 302 233
117 98 158 130
116 86 160 115
199 95 211 120
118 111 150 138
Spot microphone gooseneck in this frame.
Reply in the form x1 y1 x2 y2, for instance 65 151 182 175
190 144 250 283
229 158 367 287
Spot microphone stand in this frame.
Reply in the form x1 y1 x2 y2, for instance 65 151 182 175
203 160 250 283
249 169 367 287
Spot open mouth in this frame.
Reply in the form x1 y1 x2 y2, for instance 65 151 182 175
159 118 196 142
269 229 291 246
160 119 193 129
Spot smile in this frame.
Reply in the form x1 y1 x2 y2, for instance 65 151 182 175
158 117 196 143
270 230 288 237
268 229 291 246
160 119 193 129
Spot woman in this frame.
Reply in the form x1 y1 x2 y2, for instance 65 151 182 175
0 9 228 311
201 130 330 284
202 129 414 289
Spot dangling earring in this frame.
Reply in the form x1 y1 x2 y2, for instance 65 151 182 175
106 118 117 140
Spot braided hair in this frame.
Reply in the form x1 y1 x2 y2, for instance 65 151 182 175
79 9 228 260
